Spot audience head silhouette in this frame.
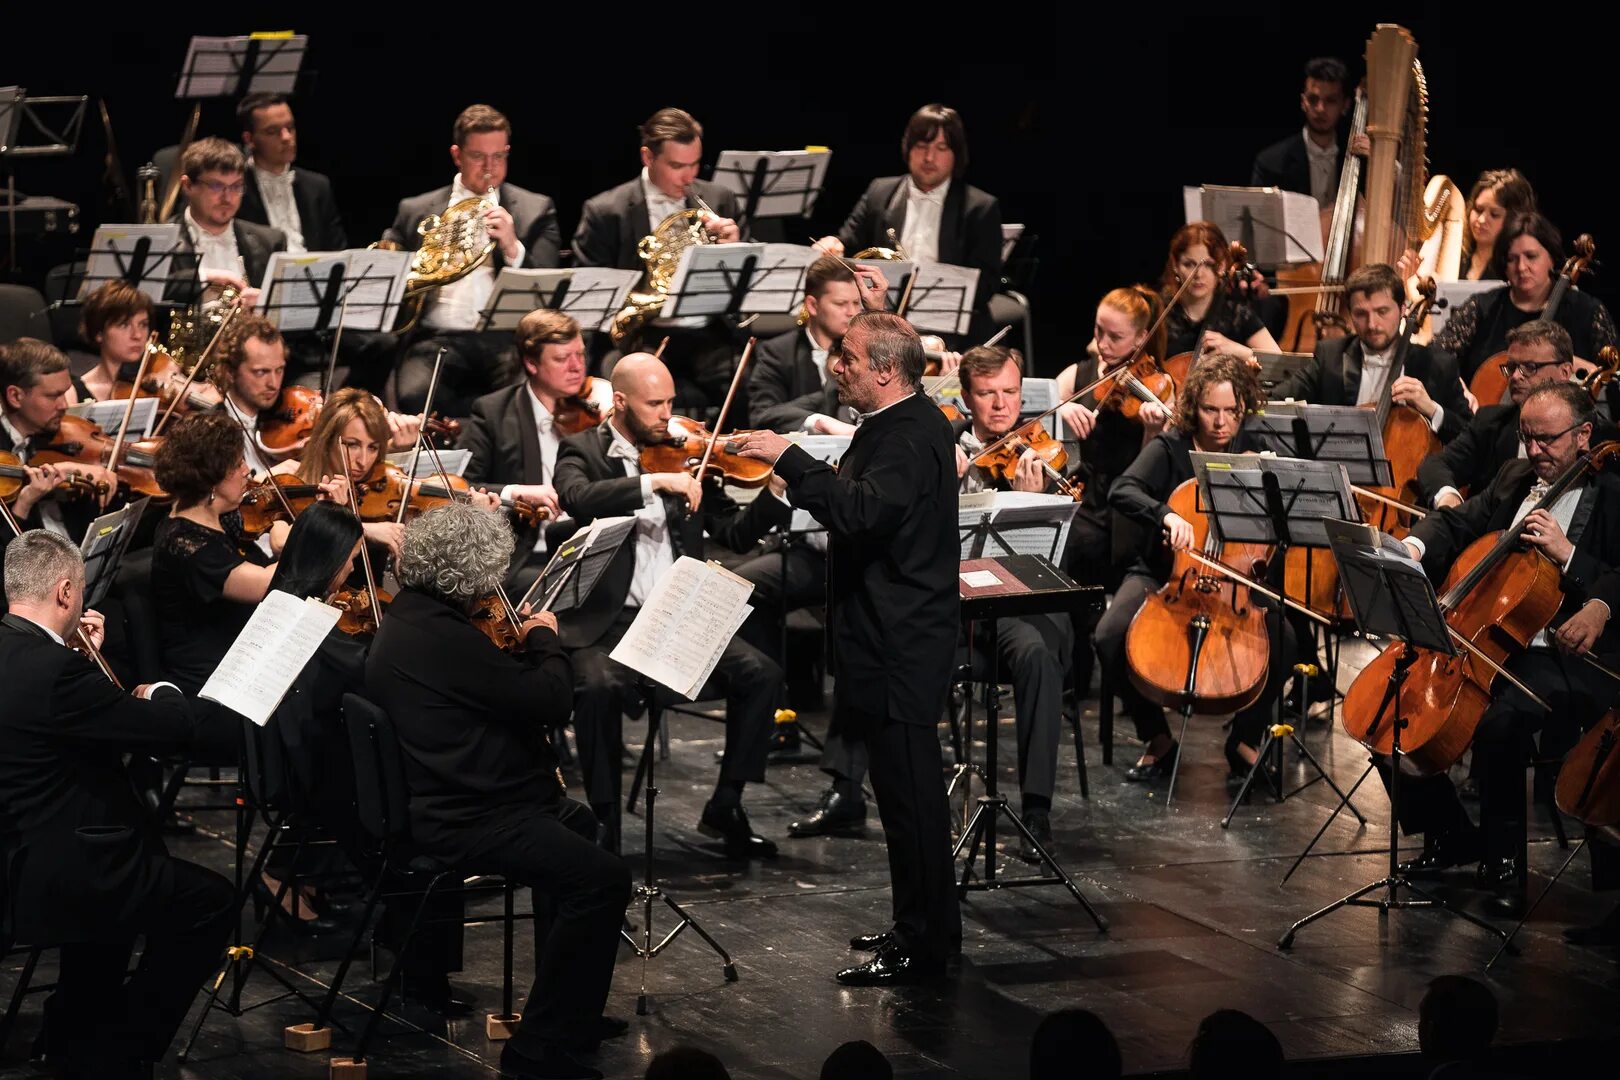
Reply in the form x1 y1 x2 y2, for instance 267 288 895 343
821 1039 893 1080
1419 975 1499 1063
1030 1009 1121 1080
1189 1009 1283 1080
646 1045 732 1080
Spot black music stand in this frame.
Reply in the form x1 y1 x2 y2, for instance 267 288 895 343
663 242 804 322
1279 520 1511 950
1188 452 1369 824
78 224 186 303
711 149 832 230
902 263 980 338
259 251 411 334
1 87 87 272
952 552 1107 929
476 266 641 334
176 35 308 100
1254 351 1315 396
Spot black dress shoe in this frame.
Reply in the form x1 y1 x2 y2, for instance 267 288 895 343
698 801 778 859
498 1042 603 1080
402 975 474 1017
1398 829 1482 878
835 941 945 986
1018 809 1053 863
1124 741 1177 782
849 931 892 951
789 788 867 838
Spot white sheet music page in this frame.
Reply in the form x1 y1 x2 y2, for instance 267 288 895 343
610 557 755 699
200 592 341 726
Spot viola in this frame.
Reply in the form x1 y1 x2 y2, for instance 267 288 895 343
1125 477 1272 714
972 418 1082 499
363 462 551 527
29 414 167 499
111 344 222 416
553 377 611 437
1342 442 1620 775
329 586 392 637
1469 234 1597 407
0 451 110 504
257 385 325 452
470 592 528 652
1556 707 1620 834
639 416 775 488
1098 355 1176 422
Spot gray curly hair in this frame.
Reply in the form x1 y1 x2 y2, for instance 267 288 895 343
397 503 514 607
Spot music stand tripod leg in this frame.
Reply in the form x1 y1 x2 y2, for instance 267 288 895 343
1486 837 1585 970
1280 760 1376 885
1287 732 1368 824
1222 727 1279 829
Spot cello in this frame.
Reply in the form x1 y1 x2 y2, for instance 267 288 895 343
1468 234 1598 407
1342 441 1620 775
1556 708 1620 839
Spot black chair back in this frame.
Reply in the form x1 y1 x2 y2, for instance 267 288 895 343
340 693 410 846
0 285 50 344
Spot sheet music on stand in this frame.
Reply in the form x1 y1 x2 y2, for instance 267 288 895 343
1183 185 1324 267
67 397 158 440
386 448 469 477
531 516 637 613
1018 377 1066 439
1323 519 1454 653
176 34 309 98
958 491 1077 561
609 557 755 700
905 262 981 336
664 243 812 318
258 249 411 332
79 225 184 302
200 591 341 727
711 149 832 221
1431 279 1503 336
853 257 914 311
1253 352 1314 395
476 267 640 332
1254 402 1394 487
1189 451 1360 549
78 498 148 609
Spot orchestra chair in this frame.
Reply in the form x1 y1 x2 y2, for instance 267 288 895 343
41 261 87 351
0 285 50 345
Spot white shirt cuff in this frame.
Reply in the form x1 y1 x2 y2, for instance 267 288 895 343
1406 536 1427 560
1428 405 1445 434
141 681 181 700
803 414 829 433
508 240 526 268
640 474 655 502
1589 599 1612 621
1433 486 1462 508
499 484 517 503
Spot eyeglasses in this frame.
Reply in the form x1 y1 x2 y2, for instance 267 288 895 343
198 179 245 196
1518 420 1585 448
461 150 510 165
1499 359 1564 377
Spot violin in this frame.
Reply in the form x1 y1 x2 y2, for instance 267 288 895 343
365 462 551 526
257 385 324 452
552 376 611 437
470 592 528 652
29 414 167 499
0 451 111 504
921 334 949 377
236 473 347 537
971 418 1082 499
1469 234 1597 408
1556 707 1620 835
1124 477 1272 714
1098 354 1176 421
329 586 392 637
639 416 775 488
1342 441 1620 775
111 343 222 416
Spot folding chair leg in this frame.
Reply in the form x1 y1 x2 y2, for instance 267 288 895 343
347 871 453 1064
286 867 388 1052
0 946 41 1047
486 882 521 1040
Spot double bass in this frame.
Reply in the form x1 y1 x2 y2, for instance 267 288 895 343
1342 442 1620 775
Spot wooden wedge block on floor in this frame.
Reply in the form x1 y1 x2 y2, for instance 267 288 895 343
283 1023 331 1052
486 1012 521 1040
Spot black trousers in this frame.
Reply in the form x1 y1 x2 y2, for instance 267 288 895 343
1063 505 1114 696
569 609 780 811
453 799 631 1051
856 711 961 959
396 328 516 418
1383 647 1606 861
1094 572 1301 759
819 613 1067 802
732 542 826 667
45 857 235 1072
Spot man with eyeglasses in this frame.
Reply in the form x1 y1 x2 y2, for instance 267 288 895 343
1388 380 1620 917
1420 320 1616 508
387 104 562 419
169 137 285 311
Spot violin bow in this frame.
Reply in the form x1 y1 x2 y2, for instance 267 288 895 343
322 298 349 400
972 267 1203 465
398 347 448 525
155 301 239 437
337 442 384 631
1178 548 1334 626
654 336 671 359
105 337 159 479
224 404 297 519
692 336 758 484
0 497 122 687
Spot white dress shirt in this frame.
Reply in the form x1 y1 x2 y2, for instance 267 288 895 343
800 327 839 433
500 382 613 553
222 395 276 479
957 429 989 494
1303 128 1340 207
1357 345 1445 434
183 208 246 284
2 412 69 538
899 176 950 265
424 176 524 331
606 422 675 607
250 160 304 253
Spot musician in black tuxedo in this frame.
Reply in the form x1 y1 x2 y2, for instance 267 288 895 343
167 137 286 309
0 339 119 541
1249 57 1354 207
552 353 790 858
1272 263 1473 443
1417 321 1616 508
815 104 1004 331
364 503 631 1078
0 531 236 1080
747 256 864 434
730 312 961 986
1391 382 1620 916
235 92 347 253
458 309 605 590
572 108 744 410
388 105 564 418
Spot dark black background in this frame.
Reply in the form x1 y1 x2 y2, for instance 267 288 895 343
3 8 1611 375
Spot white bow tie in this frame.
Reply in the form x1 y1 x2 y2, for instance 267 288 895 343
606 439 639 463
